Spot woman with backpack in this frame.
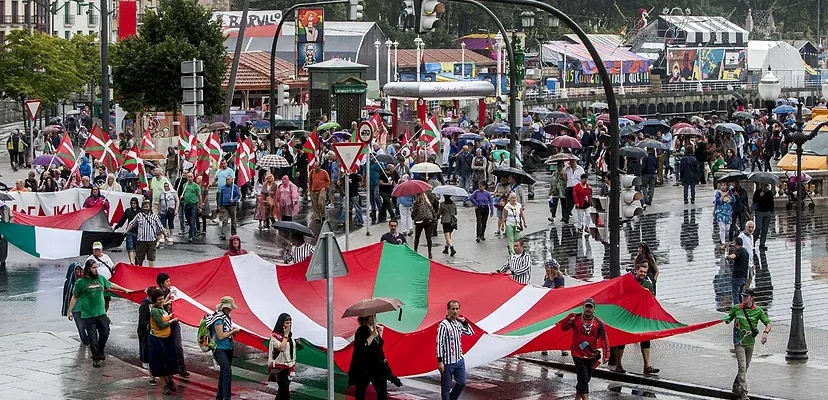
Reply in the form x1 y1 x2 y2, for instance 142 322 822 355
210 296 240 400
269 313 296 400
411 192 435 259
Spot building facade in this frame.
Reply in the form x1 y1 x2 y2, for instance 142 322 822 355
0 0 49 42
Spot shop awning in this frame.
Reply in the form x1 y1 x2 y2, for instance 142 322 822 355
541 41 651 75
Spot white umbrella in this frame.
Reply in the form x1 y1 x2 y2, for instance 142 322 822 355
410 162 443 174
433 185 469 197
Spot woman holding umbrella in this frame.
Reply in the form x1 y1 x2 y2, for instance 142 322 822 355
714 182 735 248
348 314 391 400
439 195 458 257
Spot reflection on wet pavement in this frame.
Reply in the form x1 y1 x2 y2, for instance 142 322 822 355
523 207 828 328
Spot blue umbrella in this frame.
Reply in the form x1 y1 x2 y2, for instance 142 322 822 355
459 133 482 141
618 117 634 127
221 142 238 152
773 105 796 114
491 138 510 147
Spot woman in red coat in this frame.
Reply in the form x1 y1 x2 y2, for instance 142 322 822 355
572 173 593 236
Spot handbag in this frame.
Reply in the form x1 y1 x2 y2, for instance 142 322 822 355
740 307 760 338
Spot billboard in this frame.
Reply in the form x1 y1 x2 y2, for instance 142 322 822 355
214 10 284 30
667 48 746 82
296 8 324 77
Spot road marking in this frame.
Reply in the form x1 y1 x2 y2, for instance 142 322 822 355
6 290 45 298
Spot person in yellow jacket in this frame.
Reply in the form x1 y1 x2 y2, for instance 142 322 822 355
148 288 180 395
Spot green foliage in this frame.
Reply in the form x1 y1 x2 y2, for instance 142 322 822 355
0 29 86 104
69 33 101 88
110 0 227 116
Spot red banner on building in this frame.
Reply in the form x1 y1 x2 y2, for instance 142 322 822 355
118 0 138 40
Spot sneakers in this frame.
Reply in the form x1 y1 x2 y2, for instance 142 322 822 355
92 360 101 368
167 238 173 245
643 366 660 375
325 204 334 209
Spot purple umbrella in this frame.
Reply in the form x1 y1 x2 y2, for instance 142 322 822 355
441 126 465 136
32 154 64 167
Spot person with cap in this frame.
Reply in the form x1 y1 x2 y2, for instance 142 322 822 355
207 296 240 400
283 232 315 264
723 288 771 400
86 242 115 312
613 263 660 375
561 298 609 400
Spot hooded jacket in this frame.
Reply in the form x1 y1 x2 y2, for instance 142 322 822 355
224 235 248 256
79 157 92 178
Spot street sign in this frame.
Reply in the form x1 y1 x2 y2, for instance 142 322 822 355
358 121 374 143
332 142 366 172
306 232 349 281
180 60 204 74
182 104 204 116
181 76 204 89
24 100 42 121
183 90 204 103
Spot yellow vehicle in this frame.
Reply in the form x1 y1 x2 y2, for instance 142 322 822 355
777 106 828 171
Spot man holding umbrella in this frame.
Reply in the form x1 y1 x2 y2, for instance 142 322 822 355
283 232 315 264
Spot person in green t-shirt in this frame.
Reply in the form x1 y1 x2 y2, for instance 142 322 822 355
68 259 136 368
180 172 202 242
723 288 771 400
614 263 660 375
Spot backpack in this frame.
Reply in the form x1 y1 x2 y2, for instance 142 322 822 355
197 312 217 352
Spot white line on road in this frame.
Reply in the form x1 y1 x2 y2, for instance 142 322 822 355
6 290 45 298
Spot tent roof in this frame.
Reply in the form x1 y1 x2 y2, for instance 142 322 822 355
658 15 748 47
561 34 624 48
541 40 651 74
747 41 802 70
395 49 496 68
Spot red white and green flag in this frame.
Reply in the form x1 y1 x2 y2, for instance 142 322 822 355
140 128 156 152
111 243 721 378
84 123 123 173
303 131 318 167
195 138 211 178
123 145 148 191
235 137 254 187
205 131 222 164
420 114 440 155
178 129 197 162
56 132 77 172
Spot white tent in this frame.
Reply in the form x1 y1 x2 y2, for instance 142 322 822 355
747 41 806 87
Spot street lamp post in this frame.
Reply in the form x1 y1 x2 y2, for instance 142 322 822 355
393 41 399 81
374 40 381 83
385 39 392 86
495 34 502 97
461 42 466 80
414 36 424 82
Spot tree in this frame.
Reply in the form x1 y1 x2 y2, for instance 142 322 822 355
0 29 86 105
69 33 102 89
110 0 227 117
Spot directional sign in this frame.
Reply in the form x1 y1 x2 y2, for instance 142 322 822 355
358 121 374 143
306 232 349 281
332 142 366 173
24 100 42 121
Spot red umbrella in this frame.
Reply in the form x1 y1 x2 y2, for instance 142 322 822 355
673 127 702 137
624 115 644 123
391 179 432 197
596 113 610 123
671 122 693 131
550 135 582 149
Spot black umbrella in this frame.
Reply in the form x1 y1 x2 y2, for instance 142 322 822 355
638 119 671 136
271 221 314 237
372 109 393 116
748 172 781 185
374 154 398 165
491 167 536 185
718 172 748 183
520 138 548 152
619 146 647 159
619 125 642 137
637 139 666 150
273 120 299 130
548 111 571 121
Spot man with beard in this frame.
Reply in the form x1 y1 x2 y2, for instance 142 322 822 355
68 259 137 367
562 298 609 400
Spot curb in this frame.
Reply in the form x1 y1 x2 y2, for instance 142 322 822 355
517 356 789 400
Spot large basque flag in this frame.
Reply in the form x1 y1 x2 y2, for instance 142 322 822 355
0 222 125 260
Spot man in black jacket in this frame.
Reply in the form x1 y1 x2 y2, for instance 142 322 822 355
752 185 774 250
641 150 658 206
679 147 700 204
729 181 750 241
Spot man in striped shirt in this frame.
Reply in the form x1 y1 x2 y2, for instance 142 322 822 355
437 300 474 400
128 200 165 267
283 232 315 264
497 240 532 284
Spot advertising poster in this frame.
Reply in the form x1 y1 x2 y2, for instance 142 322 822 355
698 48 724 80
667 49 698 82
296 8 324 77
721 49 747 81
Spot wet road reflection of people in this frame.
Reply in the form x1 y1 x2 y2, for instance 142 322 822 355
680 209 699 262
713 254 732 311
754 252 774 311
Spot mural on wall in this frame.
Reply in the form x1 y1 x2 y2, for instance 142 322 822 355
721 49 747 80
295 8 324 77
667 49 698 82
667 48 747 81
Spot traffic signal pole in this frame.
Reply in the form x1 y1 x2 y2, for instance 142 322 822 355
445 0 518 167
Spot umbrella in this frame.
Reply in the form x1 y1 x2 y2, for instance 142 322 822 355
483 123 510 136
619 146 647 159
120 172 138 180
273 120 299 130
773 105 796 115
731 91 747 104
458 133 482 141
520 138 548 152
331 130 352 141
545 153 578 164
492 167 535 185
550 135 582 149
529 106 552 115
673 127 702 137
0 192 14 201
718 172 748 183
441 126 465 136
271 221 314 237
221 142 238 152
690 116 706 125
637 139 666 150
490 138 510 147
548 111 571 121
140 150 165 160
372 109 393 116
639 120 671 135
317 122 341 131
410 162 443 174
32 154 64 167
543 122 570 135
205 122 231 131
374 154 397 165
620 125 643 137
433 185 469 197
568 114 581 122
618 117 634 127
491 149 510 162
590 102 609 110
748 172 781 185
391 179 432 197
671 122 693 131
342 298 404 319
715 123 745 135
42 125 63 134
624 115 644 123
596 113 610 123
257 154 290 168
733 111 754 120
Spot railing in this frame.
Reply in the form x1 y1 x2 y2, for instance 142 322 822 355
0 15 37 25
87 12 98 25
64 13 75 25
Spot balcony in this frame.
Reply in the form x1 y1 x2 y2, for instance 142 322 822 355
0 15 37 25
64 13 75 26
87 13 98 25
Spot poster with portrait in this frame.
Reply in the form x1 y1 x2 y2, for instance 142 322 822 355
296 8 324 77
721 49 747 81
666 49 698 82
297 42 323 76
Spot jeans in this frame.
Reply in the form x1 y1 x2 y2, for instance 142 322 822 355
458 175 471 194
178 204 186 233
641 174 657 204
582 146 594 169
730 211 746 241
440 358 466 400
683 182 696 202
733 344 754 400
219 205 238 238
82 315 110 361
214 348 234 400
732 277 747 303
413 221 433 256
159 211 175 231
73 310 89 345
754 211 772 247
475 206 489 238
170 321 186 371
548 197 563 219
340 195 365 226
751 153 763 172
378 192 396 221
184 203 198 239
369 186 382 222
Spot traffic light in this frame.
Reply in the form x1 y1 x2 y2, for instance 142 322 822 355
416 0 445 34
495 94 508 122
349 0 364 21
620 174 644 219
589 195 609 243
401 0 415 31
278 84 290 106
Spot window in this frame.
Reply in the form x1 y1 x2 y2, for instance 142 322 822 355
64 30 69 39
0 1 5 19
77 1 82 14
12 1 18 20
